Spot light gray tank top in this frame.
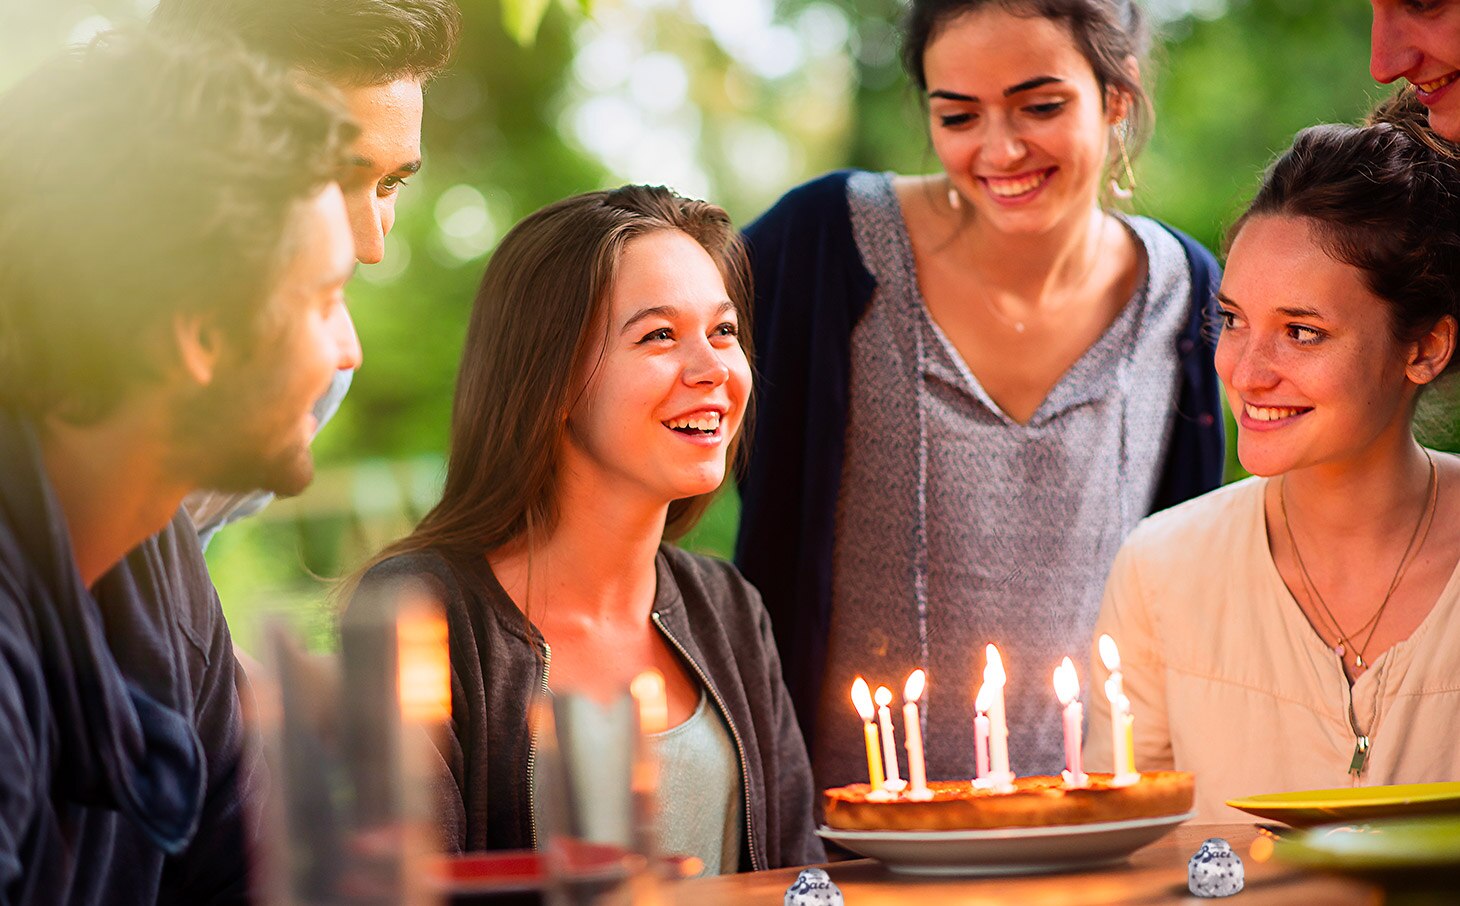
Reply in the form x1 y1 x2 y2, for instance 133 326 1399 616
651 692 742 876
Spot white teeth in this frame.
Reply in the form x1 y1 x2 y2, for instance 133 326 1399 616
666 411 721 432
1244 403 1305 422
986 171 1049 198
1416 72 1459 93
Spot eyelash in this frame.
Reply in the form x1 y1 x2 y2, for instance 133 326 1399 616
637 323 739 344
937 101 1066 128
1217 309 1325 346
377 175 411 197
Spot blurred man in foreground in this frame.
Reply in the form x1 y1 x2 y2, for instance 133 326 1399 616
152 0 462 543
0 31 359 903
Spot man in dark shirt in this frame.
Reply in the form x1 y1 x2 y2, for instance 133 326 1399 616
0 30 359 904
150 0 462 543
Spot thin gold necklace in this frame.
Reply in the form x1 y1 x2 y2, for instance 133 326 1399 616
1279 450 1438 675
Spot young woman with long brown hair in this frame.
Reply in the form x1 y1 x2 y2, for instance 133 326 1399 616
351 186 821 873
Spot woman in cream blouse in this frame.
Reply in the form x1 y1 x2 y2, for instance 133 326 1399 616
1086 119 1460 822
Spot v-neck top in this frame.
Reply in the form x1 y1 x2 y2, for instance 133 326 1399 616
1087 477 1460 822
815 171 1190 787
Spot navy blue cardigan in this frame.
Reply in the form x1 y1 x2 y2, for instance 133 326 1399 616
733 170 1226 752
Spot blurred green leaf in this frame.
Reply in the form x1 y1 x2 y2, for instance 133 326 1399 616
501 0 551 46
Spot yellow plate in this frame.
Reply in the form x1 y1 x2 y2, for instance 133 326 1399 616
1270 815 1460 881
1227 782 1460 827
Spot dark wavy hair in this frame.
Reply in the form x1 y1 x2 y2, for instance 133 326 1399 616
901 0 1153 160
1230 122 1460 373
151 0 461 86
363 186 753 574
0 30 356 425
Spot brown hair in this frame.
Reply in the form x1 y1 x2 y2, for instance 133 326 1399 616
152 0 461 86
367 185 753 569
0 30 355 424
901 0 1153 173
1228 122 1460 373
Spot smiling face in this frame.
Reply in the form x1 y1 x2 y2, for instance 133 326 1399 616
1215 215 1426 477
336 77 424 265
562 229 751 511
924 5 1127 235
1370 0 1460 141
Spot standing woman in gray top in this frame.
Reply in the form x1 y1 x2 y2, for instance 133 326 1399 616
351 186 822 872
735 0 1224 788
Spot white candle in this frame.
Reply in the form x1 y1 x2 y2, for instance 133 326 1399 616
875 685 905 791
1099 634 1139 785
985 645 1013 782
851 677 884 788
1053 657 1087 788
902 669 930 799
973 681 992 781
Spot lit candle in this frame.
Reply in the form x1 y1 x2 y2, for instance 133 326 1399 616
875 685 906 791
902 669 931 800
1053 657 1087 788
630 669 669 735
1099 634 1139 785
982 644 1014 789
973 681 992 781
851 677 885 789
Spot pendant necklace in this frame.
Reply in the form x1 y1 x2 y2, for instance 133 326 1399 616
1279 450 1438 675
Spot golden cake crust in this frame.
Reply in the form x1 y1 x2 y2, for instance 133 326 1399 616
823 771 1195 831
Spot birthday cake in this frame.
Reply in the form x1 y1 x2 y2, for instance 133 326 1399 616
823 771 1195 831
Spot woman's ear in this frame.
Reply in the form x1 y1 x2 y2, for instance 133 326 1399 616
1106 54 1141 124
172 311 222 387
1407 314 1458 386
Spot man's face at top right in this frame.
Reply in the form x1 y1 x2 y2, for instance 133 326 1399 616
336 77 425 264
1371 0 1460 141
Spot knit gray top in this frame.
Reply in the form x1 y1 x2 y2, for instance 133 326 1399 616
812 170 1190 786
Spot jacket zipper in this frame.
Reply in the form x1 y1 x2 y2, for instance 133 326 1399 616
650 611 764 872
526 640 553 850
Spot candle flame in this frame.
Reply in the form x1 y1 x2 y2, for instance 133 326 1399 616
851 676 875 720
903 668 926 703
983 643 1006 687
874 685 893 708
630 669 669 735
974 680 993 714
1099 634 1121 672
1053 657 1079 706
1104 674 1123 704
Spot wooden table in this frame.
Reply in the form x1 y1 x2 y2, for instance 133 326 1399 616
668 824 1382 905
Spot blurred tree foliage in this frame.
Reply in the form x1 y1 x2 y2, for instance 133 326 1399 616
6 0 1441 648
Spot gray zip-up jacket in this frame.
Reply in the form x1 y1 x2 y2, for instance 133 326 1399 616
354 544 823 872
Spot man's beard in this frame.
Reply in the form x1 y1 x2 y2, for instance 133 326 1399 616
169 361 317 498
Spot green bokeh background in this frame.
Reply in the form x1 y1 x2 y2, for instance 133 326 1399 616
5 0 1437 652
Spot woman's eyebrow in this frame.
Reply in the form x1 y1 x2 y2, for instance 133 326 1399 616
927 76 1064 103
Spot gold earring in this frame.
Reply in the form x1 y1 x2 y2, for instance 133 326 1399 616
1110 124 1136 201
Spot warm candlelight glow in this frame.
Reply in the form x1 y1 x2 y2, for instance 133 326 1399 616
397 610 450 724
1054 657 1079 706
984 644 1007 687
974 681 993 714
852 676 875 720
904 668 926 703
875 685 904 789
851 676 885 788
1099 634 1121 672
630 669 669 735
874 685 893 709
1054 657 1087 788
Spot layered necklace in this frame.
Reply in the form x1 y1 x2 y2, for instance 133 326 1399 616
1279 450 1438 678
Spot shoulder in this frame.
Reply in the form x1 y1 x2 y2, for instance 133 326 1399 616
1122 477 1265 571
660 545 761 611
748 170 859 233
352 548 468 622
